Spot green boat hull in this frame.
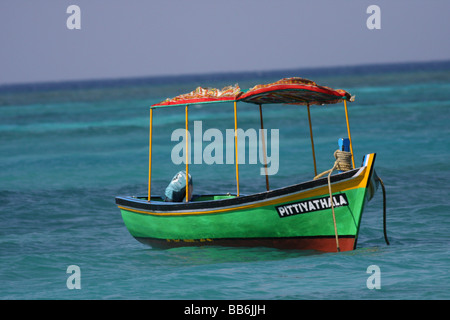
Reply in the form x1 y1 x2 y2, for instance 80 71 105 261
117 154 378 252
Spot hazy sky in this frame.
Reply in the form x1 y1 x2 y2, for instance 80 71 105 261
1 0 449 85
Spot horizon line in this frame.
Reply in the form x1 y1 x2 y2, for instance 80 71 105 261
1 59 450 91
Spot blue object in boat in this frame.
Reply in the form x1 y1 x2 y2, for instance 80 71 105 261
338 138 350 173
338 138 350 152
164 171 193 202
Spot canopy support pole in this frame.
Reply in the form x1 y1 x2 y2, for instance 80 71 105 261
344 99 355 169
234 101 240 197
185 104 189 202
307 104 318 177
259 104 269 191
147 108 153 202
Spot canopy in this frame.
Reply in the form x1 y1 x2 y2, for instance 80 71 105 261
239 77 353 106
151 84 242 108
151 77 353 108
146 77 357 202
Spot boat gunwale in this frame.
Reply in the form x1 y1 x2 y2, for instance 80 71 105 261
116 165 366 214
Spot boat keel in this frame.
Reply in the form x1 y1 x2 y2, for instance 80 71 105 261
134 235 356 252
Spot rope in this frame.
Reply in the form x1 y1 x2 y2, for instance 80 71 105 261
312 150 390 250
313 150 353 181
327 165 340 252
313 150 352 252
377 177 390 245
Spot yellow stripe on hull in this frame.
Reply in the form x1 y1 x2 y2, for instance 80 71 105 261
118 157 373 217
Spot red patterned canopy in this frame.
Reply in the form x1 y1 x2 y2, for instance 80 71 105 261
151 85 242 107
151 77 353 108
238 77 352 106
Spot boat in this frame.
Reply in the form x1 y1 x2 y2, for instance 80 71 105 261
115 77 388 252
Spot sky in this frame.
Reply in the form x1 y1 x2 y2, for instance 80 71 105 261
0 0 449 85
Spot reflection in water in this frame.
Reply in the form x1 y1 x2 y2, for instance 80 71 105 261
159 246 323 266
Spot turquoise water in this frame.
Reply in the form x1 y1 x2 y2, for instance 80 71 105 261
1 62 449 300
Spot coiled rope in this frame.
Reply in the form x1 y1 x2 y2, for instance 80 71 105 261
313 150 353 181
313 150 353 252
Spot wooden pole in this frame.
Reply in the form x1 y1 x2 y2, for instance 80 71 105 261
185 104 189 202
147 108 153 202
234 101 240 197
259 104 269 191
344 99 355 169
307 104 318 177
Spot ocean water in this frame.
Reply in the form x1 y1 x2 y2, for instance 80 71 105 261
1 62 449 301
